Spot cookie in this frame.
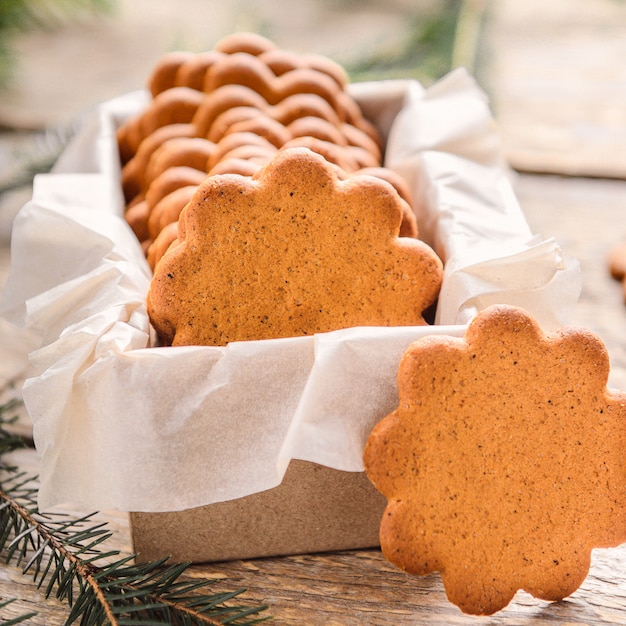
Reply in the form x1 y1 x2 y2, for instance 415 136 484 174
118 34 427 265
148 50 197 97
144 136 214 190
213 31 277 56
147 147 442 347
144 165 208 211
258 48 348 88
121 123 196 200
206 130 279 170
349 167 417 238
286 115 349 147
205 156 263 177
124 199 150 244
203 52 344 114
176 50 224 91
608 240 626 303
138 87 204 148
147 221 180 270
281 136 362 173
147 185 197 241
207 106 293 146
363 304 626 615
192 84 269 137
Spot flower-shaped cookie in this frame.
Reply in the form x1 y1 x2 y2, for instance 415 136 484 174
147 147 442 346
364 304 626 615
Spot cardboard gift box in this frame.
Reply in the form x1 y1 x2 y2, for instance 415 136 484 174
0 69 580 563
131 461 387 563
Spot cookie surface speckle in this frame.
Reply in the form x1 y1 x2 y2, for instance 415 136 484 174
147 148 442 346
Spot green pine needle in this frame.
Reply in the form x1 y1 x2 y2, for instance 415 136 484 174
0 598 38 624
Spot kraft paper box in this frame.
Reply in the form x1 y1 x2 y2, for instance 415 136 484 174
0 69 580 563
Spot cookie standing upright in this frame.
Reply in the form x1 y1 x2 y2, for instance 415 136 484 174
364 304 626 615
147 148 443 347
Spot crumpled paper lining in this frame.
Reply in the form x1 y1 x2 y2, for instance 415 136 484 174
0 68 581 512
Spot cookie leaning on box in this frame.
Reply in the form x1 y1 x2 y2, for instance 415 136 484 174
147 148 443 346
364 304 626 615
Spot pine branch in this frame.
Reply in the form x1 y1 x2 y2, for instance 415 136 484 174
0 597 38 624
0 394 271 625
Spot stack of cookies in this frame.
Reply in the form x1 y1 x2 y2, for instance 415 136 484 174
117 33 444 347
117 32 417 269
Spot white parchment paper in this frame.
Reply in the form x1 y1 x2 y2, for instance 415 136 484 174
0 69 581 512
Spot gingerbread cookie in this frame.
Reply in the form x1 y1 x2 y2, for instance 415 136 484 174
117 34 427 263
121 123 196 200
147 185 197 242
143 136 214 189
147 221 180 270
258 48 348 89
363 304 626 615
608 240 626 303
147 50 197 97
147 147 442 346
208 107 293 147
213 31 277 57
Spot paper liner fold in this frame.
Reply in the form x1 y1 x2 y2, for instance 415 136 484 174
0 69 580 512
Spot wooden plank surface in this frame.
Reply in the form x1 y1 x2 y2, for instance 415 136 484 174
2 172 626 624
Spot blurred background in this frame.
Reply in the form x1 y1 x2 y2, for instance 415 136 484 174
0 0 625 234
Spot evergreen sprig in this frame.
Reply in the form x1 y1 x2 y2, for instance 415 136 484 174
0 396 270 625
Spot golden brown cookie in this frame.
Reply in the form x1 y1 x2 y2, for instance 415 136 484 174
121 123 196 201
193 84 353 142
124 199 150 244
143 136 214 189
148 50 197 97
147 185 197 241
147 221 180 271
609 241 626 280
207 106 291 148
286 116 348 147
210 143 277 169
280 136 362 173
144 165 208 212
272 92 343 128
213 31 277 56
363 304 626 616
138 87 204 144
203 52 343 113
340 121 383 162
118 89 202 165
147 147 442 346
206 157 263 177
608 240 626 303
207 131 279 170
356 167 417 238
192 84 268 137
176 50 224 91
258 48 348 88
